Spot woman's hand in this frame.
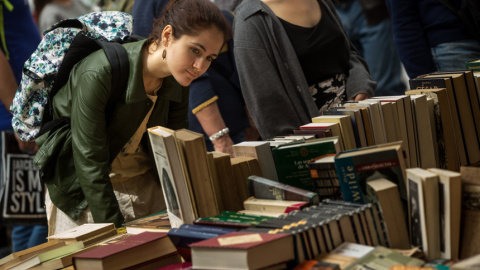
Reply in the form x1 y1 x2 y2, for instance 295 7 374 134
351 93 369 101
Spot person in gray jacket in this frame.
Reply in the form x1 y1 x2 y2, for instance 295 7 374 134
234 0 376 140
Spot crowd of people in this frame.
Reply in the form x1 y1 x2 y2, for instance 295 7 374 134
1 0 478 256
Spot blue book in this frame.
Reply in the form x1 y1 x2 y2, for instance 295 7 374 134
178 224 237 235
334 142 407 205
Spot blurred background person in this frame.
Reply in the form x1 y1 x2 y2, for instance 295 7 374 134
34 0 90 33
385 0 480 79
334 0 407 96
233 0 376 140
0 0 47 254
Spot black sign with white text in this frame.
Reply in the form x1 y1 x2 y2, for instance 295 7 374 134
1 132 46 220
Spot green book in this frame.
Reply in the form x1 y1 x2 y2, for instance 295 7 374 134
272 139 337 191
8 241 85 270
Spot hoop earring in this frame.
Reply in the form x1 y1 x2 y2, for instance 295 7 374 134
162 50 166 60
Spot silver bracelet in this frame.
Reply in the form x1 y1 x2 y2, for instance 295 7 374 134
209 127 229 141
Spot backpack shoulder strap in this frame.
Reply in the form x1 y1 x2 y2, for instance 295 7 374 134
96 40 129 117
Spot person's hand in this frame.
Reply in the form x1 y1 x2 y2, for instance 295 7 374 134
14 132 38 154
212 135 234 157
351 93 368 101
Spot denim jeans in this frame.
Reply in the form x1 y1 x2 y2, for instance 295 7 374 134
431 39 480 71
0 130 48 252
335 0 407 96
11 225 48 252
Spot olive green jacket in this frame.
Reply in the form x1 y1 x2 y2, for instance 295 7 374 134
34 40 189 228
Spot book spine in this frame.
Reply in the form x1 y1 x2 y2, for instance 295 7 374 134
334 157 365 203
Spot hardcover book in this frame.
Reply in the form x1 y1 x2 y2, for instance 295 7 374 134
73 232 177 270
333 142 408 207
175 129 220 218
247 175 320 205
46 223 116 244
123 211 171 234
190 232 295 270
366 178 410 249
407 168 440 261
8 241 85 270
232 141 278 181
271 139 337 191
312 115 356 150
148 127 197 227
308 154 342 200
427 168 461 260
405 89 458 171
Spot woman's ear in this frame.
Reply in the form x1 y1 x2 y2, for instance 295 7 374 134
162 25 173 48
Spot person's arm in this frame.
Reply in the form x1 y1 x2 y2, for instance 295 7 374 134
70 69 124 227
189 74 234 155
195 101 234 156
0 50 17 110
385 0 436 78
0 51 39 152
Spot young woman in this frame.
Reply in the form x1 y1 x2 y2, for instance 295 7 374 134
40 0 231 234
233 0 376 140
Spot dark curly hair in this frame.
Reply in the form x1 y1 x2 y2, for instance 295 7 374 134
147 0 232 46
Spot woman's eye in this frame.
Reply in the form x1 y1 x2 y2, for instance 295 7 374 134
191 48 200 55
206 56 214 62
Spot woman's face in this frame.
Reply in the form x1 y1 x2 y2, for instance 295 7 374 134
162 26 224 86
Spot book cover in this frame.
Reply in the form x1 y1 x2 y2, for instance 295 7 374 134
247 175 320 205
366 178 410 249
190 232 295 270
148 127 197 227
308 154 342 200
211 151 239 212
334 143 408 207
427 168 461 260
370 96 412 167
174 129 219 218
458 165 480 259
405 94 438 168
0 240 64 270
73 232 177 270
8 241 85 270
407 168 440 261
167 228 225 262
272 140 337 191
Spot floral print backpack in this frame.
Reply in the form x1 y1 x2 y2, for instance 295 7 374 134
10 11 141 142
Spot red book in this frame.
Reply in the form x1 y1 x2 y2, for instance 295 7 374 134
190 232 295 270
73 232 177 270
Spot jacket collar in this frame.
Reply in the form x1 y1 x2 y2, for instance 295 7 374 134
236 0 270 21
123 40 184 104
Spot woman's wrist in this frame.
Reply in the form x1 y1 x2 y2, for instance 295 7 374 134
209 127 229 141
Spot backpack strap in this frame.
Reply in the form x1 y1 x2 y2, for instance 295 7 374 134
96 40 130 120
